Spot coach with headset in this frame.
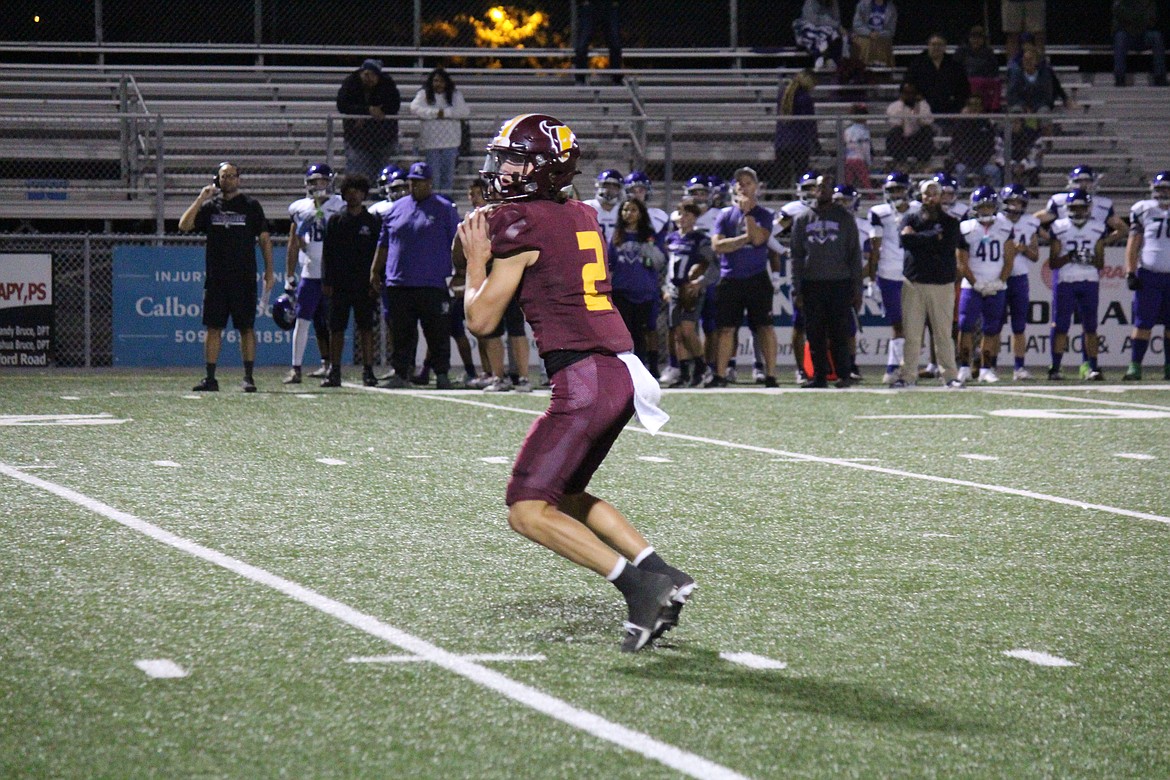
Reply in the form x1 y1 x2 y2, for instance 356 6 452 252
179 161 274 393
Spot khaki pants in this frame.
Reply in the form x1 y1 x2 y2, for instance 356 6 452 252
900 279 958 383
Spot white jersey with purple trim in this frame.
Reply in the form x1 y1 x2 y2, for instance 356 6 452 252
868 200 921 280
959 216 1015 288
1045 191 1115 225
1050 216 1108 284
1129 199 1170 272
584 198 621 244
647 205 670 237
670 206 722 236
288 194 345 279
944 200 971 221
1004 213 1041 276
775 200 810 237
368 198 396 221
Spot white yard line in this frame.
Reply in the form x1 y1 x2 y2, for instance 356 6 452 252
348 653 546 664
1002 649 1078 667
134 659 188 678
719 652 788 670
0 462 749 780
401 391 1170 527
984 388 1170 411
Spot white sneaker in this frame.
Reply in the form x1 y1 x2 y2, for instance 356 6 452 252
658 366 681 387
956 366 973 382
1012 367 1032 381
483 376 513 392
945 378 966 389
978 367 999 383
725 366 738 384
752 367 766 383
882 370 898 385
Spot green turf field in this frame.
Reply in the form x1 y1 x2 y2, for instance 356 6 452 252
2 369 1168 779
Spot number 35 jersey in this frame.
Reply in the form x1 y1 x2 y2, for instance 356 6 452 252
488 198 633 358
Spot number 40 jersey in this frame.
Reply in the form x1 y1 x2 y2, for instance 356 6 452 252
959 214 1016 288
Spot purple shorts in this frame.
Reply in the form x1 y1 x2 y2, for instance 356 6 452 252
958 287 1007 335
505 354 634 507
295 278 324 320
1052 280 1099 334
1005 275 1030 334
877 276 903 326
1132 268 1170 330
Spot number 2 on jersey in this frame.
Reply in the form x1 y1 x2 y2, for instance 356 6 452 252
577 231 613 311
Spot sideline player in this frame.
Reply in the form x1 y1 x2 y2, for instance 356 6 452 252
955 187 1014 383
996 184 1042 379
1046 189 1109 380
460 113 694 652
868 171 920 383
284 164 345 384
1123 171 1170 380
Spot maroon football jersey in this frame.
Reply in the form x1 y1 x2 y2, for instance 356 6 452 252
488 198 632 357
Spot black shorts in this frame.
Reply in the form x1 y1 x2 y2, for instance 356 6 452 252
328 285 376 332
488 296 526 338
714 272 773 329
203 275 257 331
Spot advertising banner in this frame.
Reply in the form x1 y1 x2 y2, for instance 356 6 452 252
0 253 53 367
113 245 317 367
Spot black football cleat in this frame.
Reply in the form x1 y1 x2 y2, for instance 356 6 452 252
620 571 676 653
650 575 696 642
192 377 219 392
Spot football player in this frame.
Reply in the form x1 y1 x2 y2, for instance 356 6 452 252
284 164 345 384
584 168 624 244
1036 165 1127 238
369 164 408 221
1046 188 1110 380
1123 171 1170 380
833 183 871 381
867 171 920 383
460 113 694 652
662 199 715 387
956 187 1014 383
996 184 1042 379
933 172 970 221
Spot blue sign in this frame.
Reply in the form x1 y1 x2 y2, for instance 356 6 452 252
113 245 325 367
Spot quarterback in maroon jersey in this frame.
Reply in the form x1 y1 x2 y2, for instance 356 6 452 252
460 113 695 652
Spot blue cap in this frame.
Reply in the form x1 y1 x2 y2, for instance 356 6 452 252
360 58 383 75
407 161 433 180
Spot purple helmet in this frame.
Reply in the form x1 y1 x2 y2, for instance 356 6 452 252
272 293 297 331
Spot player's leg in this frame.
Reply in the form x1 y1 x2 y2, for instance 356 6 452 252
1006 275 1030 378
956 287 980 381
878 277 904 384
1078 283 1102 379
1050 283 1073 378
979 292 1007 382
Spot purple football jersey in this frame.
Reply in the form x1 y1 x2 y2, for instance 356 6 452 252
488 198 633 357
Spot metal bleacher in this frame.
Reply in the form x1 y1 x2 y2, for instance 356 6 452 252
0 53 1160 229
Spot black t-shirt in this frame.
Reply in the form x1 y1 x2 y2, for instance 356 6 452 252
322 208 381 289
193 194 268 280
900 209 960 285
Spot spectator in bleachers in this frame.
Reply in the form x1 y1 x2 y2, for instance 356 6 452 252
1112 0 1168 87
885 81 935 169
1002 0 1046 63
906 34 970 117
409 68 470 199
850 0 897 67
336 59 401 183
792 0 847 72
1006 43 1056 113
773 69 819 189
950 96 1002 189
955 25 1002 112
574 0 623 85
843 105 872 190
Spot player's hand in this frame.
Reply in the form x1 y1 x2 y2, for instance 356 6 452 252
284 277 297 294
864 278 875 299
458 210 492 269
770 271 782 294
1127 272 1142 291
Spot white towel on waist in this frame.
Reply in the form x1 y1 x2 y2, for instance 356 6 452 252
616 352 669 434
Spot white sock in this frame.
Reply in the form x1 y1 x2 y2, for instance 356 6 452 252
605 558 627 582
632 546 655 567
888 337 904 367
292 319 310 366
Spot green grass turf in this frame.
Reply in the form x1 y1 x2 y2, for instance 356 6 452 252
1 369 1168 778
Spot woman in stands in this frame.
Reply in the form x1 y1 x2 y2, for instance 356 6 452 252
409 67 470 198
